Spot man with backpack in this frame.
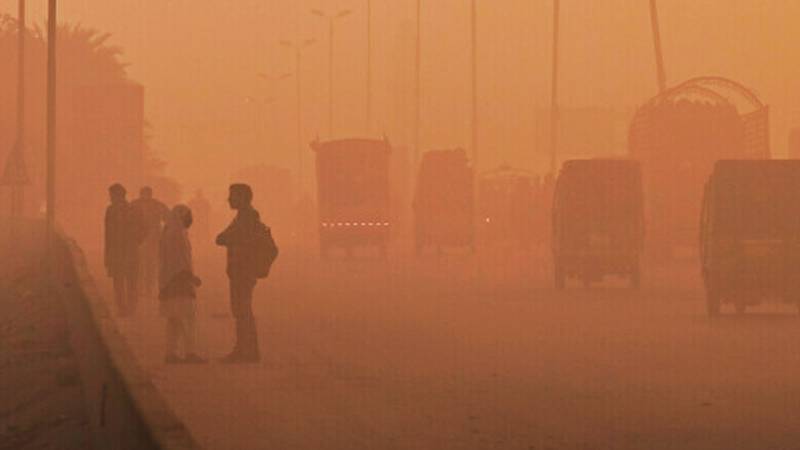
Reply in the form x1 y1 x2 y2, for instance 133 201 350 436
216 184 278 364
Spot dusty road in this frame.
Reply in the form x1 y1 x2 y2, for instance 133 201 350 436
96 245 800 450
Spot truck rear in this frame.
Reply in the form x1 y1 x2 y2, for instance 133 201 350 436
700 160 800 315
552 159 644 289
312 138 392 258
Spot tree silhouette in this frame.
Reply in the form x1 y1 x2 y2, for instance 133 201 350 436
0 15 179 249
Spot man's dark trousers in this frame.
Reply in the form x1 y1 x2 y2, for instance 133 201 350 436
229 277 259 359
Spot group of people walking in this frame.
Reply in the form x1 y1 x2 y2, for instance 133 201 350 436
104 183 276 365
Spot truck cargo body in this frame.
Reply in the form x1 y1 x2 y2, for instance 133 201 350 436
312 139 392 257
552 159 644 288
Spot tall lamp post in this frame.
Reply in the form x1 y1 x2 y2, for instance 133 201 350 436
311 8 352 139
414 0 421 166
2 0 30 229
255 72 292 147
280 38 316 193
365 0 372 135
46 0 57 255
549 0 560 175
470 0 478 173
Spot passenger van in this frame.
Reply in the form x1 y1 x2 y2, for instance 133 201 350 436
552 159 644 289
699 160 800 316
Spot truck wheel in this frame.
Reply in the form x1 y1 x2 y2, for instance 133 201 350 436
706 292 721 317
555 265 566 290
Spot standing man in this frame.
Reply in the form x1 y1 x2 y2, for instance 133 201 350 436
131 186 169 297
105 184 145 317
216 184 262 363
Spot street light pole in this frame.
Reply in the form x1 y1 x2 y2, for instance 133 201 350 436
12 0 26 218
327 17 334 138
414 0 421 166
16 0 25 156
46 0 57 255
549 0 560 175
470 0 478 173
280 39 316 194
312 8 351 139
366 0 372 135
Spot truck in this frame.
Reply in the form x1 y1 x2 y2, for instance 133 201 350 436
477 166 537 250
552 159 644 289
311 138 392 258
412 149 474 255
700 160 800 316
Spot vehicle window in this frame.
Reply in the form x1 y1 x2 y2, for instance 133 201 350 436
715 171 800 239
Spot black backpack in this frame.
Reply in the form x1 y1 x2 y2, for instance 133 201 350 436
254 222 279 278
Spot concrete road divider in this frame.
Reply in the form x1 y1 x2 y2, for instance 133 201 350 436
51 232 203 450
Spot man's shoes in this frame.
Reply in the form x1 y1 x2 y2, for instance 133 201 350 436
181 353 208 364
165 354 182 364
217 352 242 364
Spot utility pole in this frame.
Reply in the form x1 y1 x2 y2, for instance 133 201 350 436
413 0 421 167
327 18 333 138
366 0 372 135
3 0 30 230
280 39 315 193
312 8 352 139
549 0 560 175
12 0 27 217
46 0 57 256
470 0 478 172
649 0 667 93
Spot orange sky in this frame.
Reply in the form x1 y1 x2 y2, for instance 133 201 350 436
11 0 800 195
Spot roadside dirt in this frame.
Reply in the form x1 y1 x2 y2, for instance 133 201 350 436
0 268 89 450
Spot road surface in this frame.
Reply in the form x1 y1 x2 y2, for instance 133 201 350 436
93 246 800 450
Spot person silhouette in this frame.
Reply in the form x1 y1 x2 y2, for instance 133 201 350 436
159 204 205 364
131 186 169 297
104 184 145 317
216 184 262 363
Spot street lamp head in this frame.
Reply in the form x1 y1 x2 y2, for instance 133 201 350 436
311 9 326 18
337 9 353 18
303 38 317 48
